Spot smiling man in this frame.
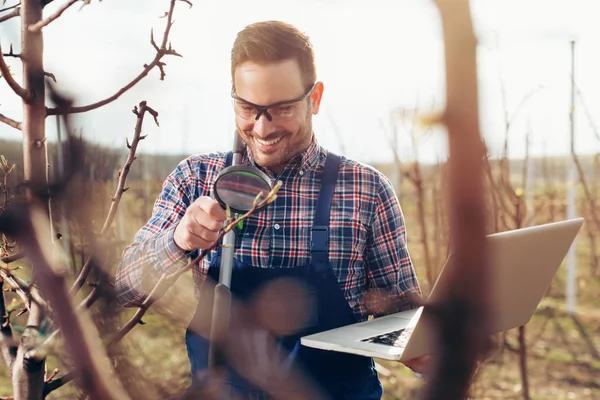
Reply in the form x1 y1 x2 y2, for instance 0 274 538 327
115 20 426 399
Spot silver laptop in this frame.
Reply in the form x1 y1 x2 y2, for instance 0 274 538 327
301 218 584 362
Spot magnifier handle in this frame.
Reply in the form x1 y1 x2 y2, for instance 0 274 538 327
233 130 245 153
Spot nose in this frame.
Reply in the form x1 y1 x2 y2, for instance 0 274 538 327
253 113 276 138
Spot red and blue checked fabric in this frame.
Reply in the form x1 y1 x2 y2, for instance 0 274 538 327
115 136 421 320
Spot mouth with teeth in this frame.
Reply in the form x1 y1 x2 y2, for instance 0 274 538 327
255 136 283 152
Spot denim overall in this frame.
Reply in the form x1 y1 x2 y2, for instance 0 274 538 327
185 152 383 399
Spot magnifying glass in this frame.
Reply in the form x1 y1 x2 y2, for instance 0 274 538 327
213 164 273 214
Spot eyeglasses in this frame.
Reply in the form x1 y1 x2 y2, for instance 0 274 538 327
231 83 316 122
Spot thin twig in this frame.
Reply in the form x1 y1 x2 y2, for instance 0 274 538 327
44 71 56 82
1 44 21 59
43 371 74 397
575 84 600 143
0 44 33 102
0 6 19 23
0 2 21 13
0 268 33 312
0 113 21 130
0 251 24 264
45 368 59 383
0 279 17 372
46 0 188 116
28 0 78 32
108 184 281 347
70 101 157 295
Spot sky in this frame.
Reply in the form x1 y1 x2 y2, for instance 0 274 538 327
1 0 600 166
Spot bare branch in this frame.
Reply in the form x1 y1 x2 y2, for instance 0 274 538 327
43 371 74 397
12 294 47 400
28 0 78 33
47 0 184 116
150 28 160 52
0 6 19 23
1 44 21 59
1 203 131 399
0 2 21 13
576 85 600 143
70 101 155 294
0 45 33 102
43 71 56 82
178 0 193 7
0 279 17 372
0 251 24 264
0 112 21 130
160 1 177 50
421 1 490 399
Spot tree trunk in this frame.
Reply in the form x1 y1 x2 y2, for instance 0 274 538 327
517 326 531 400
13 303 46 400
21 0 47 197
13 1 48 398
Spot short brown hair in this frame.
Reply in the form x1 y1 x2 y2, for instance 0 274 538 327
231 21 317 90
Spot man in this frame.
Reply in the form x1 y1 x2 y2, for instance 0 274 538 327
115 20 427 399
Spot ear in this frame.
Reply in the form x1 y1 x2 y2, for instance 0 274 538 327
310 81 324 115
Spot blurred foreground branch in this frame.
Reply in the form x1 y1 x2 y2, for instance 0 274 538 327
420 1 490 399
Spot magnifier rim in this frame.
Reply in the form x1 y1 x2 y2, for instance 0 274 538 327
213 164 273 215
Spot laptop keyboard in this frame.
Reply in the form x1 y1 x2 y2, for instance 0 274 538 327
361 328 409 348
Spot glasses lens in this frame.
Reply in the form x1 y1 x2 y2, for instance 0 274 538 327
233 100 257 120
270 105 296 120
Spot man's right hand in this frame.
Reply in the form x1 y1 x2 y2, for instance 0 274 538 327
173 196 228 251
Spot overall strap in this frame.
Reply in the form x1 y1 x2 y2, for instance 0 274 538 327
310 152 342 265
225 151 233 168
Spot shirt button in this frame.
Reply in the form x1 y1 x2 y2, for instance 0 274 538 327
299 170 304 176
274 223 281 230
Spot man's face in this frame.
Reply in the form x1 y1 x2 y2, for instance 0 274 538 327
233 59 323 173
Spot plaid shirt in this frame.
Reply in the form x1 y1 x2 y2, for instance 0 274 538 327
115 136 421 321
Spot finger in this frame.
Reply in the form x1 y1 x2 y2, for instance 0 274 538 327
187 220 220 245
200 197 227 222
176 221 214 251
193 208 224 233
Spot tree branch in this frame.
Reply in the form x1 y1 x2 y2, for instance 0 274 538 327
1 44 22 59
70 101 156 295
0 279 17 372
43 371 74 397
0 6 19 23
0 2 21 13
0 267 36 314
0 113 21 130
0 45 33 102
46 0 188 116
102 102 157 235
27 0 78 33
0 251 24 264
12 298 46 400
421 1 490 399
1 203 131 400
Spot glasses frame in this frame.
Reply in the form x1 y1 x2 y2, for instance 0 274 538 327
231 82 317 122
